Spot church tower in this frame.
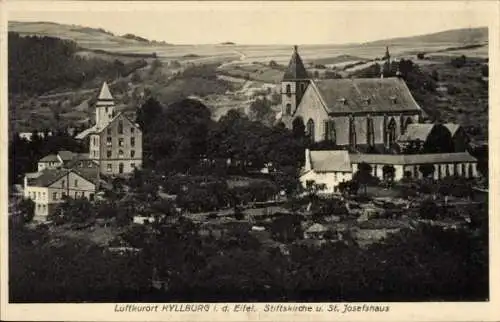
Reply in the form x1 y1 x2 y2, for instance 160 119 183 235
95 81 115 130
281 45 310 117
381 46 391 78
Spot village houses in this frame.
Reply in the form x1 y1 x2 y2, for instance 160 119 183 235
276 46 480 193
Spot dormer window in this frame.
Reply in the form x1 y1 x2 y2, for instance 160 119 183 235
338 98 347 105
363 97 371 105
389 96 397 104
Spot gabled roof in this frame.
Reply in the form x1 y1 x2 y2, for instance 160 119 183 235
305 223 328 233
27 168 98 188
314 77 422 114
443 123 461 136
98 81 114 101
282 45 309 81
310 150 351 172
94 111 141 134
39 154 59 162
398 123 435 142
58 150 75 161
350 152 477 165
75 125 98 140
28 169 69 187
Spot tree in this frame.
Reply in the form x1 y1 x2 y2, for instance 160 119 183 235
419 199 439 220
353 162 373 195
305 180 326 202
382 165 396 183
419 164 435 178
417 52 426 59
269 60 278 68
270 214 304 242
17 198 35 223
450 55 467 68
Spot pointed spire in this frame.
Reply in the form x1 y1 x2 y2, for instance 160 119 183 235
98 81 113 101
384 46 390 59
283 45 309 81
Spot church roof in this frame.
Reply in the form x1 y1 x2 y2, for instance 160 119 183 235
282 46 309 81
312 77 422 114
398 123 435 142
350 152 477 165
98 81 114 101
309 150 351 172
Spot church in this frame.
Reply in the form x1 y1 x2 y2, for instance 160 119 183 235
76 82 143 175
277 46 480 192
280 46 422 151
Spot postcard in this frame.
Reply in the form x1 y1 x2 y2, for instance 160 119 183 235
1 1 499 321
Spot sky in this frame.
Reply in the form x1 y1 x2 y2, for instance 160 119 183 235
6 1 493 45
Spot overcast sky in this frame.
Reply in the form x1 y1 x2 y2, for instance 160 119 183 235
6 1 492 45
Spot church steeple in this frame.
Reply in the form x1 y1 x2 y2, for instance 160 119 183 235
281 46 310 118
95 81 115 129
282 45 309 81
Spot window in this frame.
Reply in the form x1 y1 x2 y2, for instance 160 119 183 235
74 179 78 187
300 83 306 93
61 180 65 188
131 137 135 147
62 192 66 198
93 137 97 146
106 137 112 146
89 193 95 201
366 117 375 147
131 163 136 169
107 150 112 158
306 119 315 142
107 128 112 135
37 192 41 200
118 121 124 134
119 163 124 174
285 104 292 115
106 107 110 114
107 164 112 172
118 150 124 158
349 117 356 147
131 150 135 158
53 192 58 200
286 84 291 95
119 138 124 147
131 127 135 134
386 118 397 146
75 191 78 198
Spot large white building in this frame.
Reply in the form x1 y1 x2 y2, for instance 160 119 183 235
76 82 143 176
301 149 479 193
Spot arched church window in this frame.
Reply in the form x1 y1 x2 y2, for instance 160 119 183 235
324 120 336 144
402 117 413 135
366 117 375 147
349 117 356 147
286 104 292 115
306 119 315 142
387 118 397 146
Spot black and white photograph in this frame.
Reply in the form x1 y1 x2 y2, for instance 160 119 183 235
1 1 498 320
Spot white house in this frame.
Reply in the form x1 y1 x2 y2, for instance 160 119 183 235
300 149 480 193
24 168 98 220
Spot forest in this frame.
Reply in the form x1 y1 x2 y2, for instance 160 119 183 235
8 32 147 95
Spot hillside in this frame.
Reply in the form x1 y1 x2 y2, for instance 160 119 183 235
8 21 161 50
364 27 488 46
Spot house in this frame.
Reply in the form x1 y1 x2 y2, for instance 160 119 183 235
397 123 455 153
37 150 97 172
280 46 422 150
23 168 98 220
300 148 479 192
76 82 143 175
300 149 352 193
19 131 53 142
304 223 328 239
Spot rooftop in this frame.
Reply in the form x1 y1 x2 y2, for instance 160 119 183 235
313 77 422 114
282 45 309 81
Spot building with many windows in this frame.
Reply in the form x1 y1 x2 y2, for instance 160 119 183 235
23 168 98 219
76 82 143 175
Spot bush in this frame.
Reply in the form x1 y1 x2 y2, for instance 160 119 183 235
450 55 467 68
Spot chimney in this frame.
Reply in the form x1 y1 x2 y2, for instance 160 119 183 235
304 148 312 171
